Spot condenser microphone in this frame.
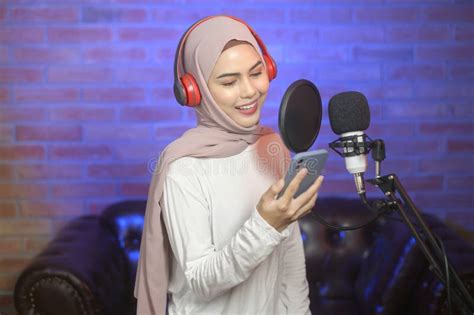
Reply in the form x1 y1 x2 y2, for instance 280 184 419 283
328 91 371 194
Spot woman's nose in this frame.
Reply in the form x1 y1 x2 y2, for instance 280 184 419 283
240 77 257 99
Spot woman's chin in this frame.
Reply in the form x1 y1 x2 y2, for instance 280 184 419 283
235 110 262 127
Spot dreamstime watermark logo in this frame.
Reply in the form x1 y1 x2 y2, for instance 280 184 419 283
147 156 160 174
144 141 317 177
266 140 282 156
302 157 320 175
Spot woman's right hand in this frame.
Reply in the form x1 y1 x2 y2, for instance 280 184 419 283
256 168 324 232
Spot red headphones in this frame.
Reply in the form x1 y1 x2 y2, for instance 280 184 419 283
173 15 278 107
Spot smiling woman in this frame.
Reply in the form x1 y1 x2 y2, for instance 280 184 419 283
207 40 270 128
134 15 320 315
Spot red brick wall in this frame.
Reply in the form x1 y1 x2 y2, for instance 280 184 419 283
1 1 473 314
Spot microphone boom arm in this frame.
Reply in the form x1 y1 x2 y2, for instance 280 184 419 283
366 174 474 314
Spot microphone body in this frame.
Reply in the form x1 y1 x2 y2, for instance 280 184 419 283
328 91 371 195
341 131 368 174
340 131 368 195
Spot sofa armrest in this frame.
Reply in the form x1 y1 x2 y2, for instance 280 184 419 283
354 214 426 315
355 212 474 315
14 215 131 315
406 215 474 315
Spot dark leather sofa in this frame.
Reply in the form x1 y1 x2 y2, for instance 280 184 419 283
14 198 474 315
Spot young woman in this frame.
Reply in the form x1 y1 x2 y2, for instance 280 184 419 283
134 15 324 315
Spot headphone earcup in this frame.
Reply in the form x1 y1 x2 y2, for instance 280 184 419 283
174 80 187 106
263 54 277 81
179 73 201 107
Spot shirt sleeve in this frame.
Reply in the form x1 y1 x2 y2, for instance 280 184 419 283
161 171 290 302
280 221 311 315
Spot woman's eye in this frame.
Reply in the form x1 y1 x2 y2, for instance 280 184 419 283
222 81 236 87
251 71 262 77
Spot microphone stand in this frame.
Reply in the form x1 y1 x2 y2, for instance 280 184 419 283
329 136 474 314
366 145 474 314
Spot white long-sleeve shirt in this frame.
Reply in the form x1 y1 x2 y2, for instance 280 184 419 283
161 135 311 315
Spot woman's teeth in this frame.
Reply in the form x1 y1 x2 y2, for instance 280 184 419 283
236 102 256 110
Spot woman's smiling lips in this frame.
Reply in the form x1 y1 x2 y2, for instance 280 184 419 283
235 98 259 109
234 99 259 115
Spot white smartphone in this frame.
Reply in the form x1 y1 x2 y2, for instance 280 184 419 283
277 149 328 199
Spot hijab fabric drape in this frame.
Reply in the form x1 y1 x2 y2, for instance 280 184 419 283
134 15 283 314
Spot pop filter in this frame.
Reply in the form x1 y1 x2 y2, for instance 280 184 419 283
278 79 322 153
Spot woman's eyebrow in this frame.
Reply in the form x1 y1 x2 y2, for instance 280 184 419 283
216 61 263 79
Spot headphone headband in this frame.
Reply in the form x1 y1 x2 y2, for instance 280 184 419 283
173 15 277 107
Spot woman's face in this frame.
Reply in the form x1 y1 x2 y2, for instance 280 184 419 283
207 43 270 128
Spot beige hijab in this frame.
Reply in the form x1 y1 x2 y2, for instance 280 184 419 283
134 15 287 314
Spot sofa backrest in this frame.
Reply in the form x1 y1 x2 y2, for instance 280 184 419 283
99 198 387 300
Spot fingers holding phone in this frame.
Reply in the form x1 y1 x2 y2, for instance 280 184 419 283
256 150 327 232
277 167 308 201
277 149 328 200
290 175 324 221
276 169 324 220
